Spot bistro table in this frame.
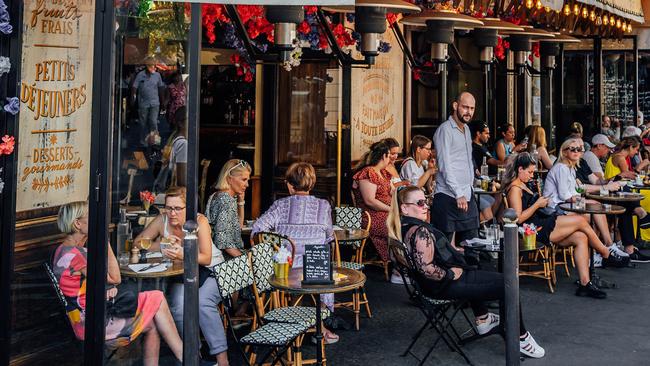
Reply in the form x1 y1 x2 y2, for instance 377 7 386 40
333 227 369 266
558 202 625 288
120 259 183 292
269 267 366 366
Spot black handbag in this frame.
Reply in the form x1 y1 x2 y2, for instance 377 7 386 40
107 282 139 319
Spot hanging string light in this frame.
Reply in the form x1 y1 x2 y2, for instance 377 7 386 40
535 0 542 10
581 7 588 18
589 9 596 22
609 15 615 25
627 23 633 32
526 0 534 9
596 15 602 25
563 4 571 16
603 14 609 26
573 3 580 16
616 18 622 28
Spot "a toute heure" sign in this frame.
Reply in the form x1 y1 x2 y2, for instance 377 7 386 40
16 0 95 212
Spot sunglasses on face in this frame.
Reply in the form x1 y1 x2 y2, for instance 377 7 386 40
404 199 430 208
564 146 584 153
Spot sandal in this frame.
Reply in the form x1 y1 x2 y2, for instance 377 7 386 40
311 331 340 345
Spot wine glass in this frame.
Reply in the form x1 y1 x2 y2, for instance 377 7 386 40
139 237 152 251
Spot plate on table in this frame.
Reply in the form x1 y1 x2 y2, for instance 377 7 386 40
127 210 147 215
127 263 167 273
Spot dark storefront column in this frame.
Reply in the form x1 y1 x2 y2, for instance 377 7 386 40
341 64 352 204
0 0 22 362
85 0 116 363
634 35 639 124
593 37 603 124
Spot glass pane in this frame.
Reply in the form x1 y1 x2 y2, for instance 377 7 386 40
110 1 192 363
639 51 650 122
10 0 98 363
603 51 635 126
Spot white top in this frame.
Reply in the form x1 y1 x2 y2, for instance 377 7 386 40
434 116 474 201
400 158 427 186
170 136 187 165
162 214 224 268
583 150 603 175
543 163 577 208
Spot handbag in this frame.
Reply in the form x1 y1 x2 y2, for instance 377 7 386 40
106 282 139 319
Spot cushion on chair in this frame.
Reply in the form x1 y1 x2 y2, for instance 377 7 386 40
263 306 331 327
213 255 255 298
422 296 453 307
335 207 364 248
333 261 365 271
240 322 309 346
251 242 275 293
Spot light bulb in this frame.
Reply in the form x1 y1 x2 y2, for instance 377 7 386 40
545 6 550 12
610 15 615 25
616 19 622 28
536 0 542 10
526 0 533 9
628 23 633 32
603 15 609 25
469 3 475 12
596 16 602 25
563 4 571 16
573 4 580 16
589 10 596 21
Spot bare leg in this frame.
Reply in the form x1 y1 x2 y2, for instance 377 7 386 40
634 207 647 218
143 323 160 366
592 213 614 246
154 298 183 361
555 231 591 285
551 215 611 257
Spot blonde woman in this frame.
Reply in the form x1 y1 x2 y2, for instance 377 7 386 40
53 201 183 365
526 125 554 170
135 187 229 365
206 159 252 258
387 187 545 358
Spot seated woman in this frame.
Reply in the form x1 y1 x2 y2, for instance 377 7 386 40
543 138 629 266
206 159 251 258
399 134 436 191
526 125 554 170
53 201 183 365
252 162 339 344
495 123 527 162
505 153 624 298
381 137 409 187
136 187 228 365
387 186 545 358
605 136 649 180
352 141 394 281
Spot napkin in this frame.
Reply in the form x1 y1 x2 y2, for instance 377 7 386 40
128 263 167 273
464 238 492 247
146 251 163 259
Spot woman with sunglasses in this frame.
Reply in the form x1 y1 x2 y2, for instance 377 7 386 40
135 186 229 365
506 153 623 298
206 159 251 259
387 186 545 358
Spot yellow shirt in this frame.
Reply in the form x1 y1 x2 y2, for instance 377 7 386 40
604 157 621 180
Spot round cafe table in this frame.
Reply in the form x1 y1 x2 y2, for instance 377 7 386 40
558 202 625 288
269 267 366 366
120 259 183 292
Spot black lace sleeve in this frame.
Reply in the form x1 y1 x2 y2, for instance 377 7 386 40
404 225 450 281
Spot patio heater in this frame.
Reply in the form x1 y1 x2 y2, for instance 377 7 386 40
323 0 421 65
472 18 523 128
266 6 304 62
538 34 579 147
401 10 483 122
505 26 554 135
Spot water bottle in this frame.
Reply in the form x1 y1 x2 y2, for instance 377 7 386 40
480 157 489 177
531 143 540 168
116 208 131 256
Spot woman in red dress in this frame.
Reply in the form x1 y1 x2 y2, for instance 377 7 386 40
352 141 393 267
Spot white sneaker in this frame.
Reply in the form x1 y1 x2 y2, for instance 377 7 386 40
476 313 500 335
609 243 629 257
390 272 411 285
593 252 603 268
520 332 545 358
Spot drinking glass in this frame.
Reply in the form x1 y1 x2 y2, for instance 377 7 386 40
160 237 173 265
118 253 130 267
139 237 152 251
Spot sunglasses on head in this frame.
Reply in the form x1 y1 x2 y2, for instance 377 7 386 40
564 146 584 153
226 160 249 176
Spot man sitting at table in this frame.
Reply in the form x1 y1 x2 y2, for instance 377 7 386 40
469 120 505 224
135 186 229 365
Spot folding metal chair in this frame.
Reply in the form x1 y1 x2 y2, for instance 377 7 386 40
388 238 475 366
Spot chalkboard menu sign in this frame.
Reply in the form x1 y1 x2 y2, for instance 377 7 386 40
302 243 334 285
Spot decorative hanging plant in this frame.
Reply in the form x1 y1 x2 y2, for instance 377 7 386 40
495 36 510 61
528 41 540 62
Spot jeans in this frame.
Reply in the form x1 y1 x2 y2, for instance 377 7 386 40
138 104 159 145
169 277 228 355
422 269 526 335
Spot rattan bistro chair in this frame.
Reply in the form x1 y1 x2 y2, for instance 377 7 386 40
332 207 373 330
213 254 309 366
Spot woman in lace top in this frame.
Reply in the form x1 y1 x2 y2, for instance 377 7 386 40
387 186 545 359
206 159 251 258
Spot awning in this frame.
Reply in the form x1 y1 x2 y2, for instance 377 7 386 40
578 0 644 23
541 0 564 12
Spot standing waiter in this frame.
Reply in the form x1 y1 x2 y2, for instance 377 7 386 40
431 92 479 245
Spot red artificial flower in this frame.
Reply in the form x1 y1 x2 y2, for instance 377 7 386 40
139 190 155 204
0 135 14 155
237 5 264 24
386 13 399 25
332 23 355 48
298 20 311 35
413 69 421 81
531 42 540 58
244 71 253 83
202 4 230 44
487 9 494 16
305 6 318 15
318 32 329 50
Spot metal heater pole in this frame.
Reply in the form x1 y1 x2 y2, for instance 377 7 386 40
439 65 448 123
502 208 520 366
183 221 200 366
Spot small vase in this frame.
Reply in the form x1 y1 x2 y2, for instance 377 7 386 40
521 234 537 251
143 201 151 215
